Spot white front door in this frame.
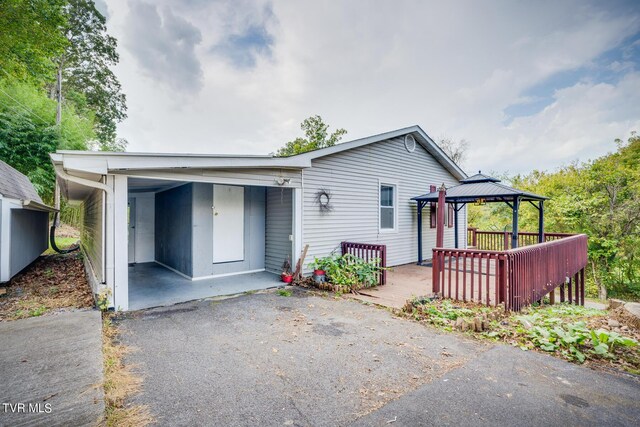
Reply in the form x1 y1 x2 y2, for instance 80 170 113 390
127 197 136 264
213 185 244 263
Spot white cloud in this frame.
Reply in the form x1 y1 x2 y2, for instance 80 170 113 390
104 0 640 173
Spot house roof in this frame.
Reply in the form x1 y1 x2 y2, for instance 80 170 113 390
50 125 466 179
0 160 44 203
289 125 466 180
411 172 547 203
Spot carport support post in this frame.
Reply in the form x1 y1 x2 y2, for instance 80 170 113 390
112 175 129 311
417 201 423 264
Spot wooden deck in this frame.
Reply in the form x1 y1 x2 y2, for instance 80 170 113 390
350 261 500 309
350 263 434 309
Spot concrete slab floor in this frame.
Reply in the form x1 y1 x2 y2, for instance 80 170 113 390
0 310 105 427
128 262 282 310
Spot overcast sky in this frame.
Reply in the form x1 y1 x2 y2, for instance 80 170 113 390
98 0 640 174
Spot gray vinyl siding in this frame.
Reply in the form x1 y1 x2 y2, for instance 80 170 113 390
302 137 467 270
265 187 293 273
9 209 48 276
82 188 104 283
155 184 193 276
192 184 266 277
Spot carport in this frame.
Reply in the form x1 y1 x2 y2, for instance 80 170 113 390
127 177 294 310
51 150 307 311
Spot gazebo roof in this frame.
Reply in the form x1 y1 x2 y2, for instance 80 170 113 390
411 172 547 204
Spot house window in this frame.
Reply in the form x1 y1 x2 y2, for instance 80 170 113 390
380 184 396 231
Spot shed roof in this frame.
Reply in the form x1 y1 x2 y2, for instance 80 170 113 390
411 172 547 203
0 160 44 203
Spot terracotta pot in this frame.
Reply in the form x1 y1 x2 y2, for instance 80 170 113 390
281 274 293 283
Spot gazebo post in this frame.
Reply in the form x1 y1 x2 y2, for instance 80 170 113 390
436 184 446 248
454 202 459 249
417 201 423 265
538 200 544 243
511 196 520 249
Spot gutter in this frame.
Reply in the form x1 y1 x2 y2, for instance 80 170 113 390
22 200 57 212
53 164 113 291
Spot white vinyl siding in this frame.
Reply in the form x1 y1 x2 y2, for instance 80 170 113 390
302 136 466 270
82 188 104 284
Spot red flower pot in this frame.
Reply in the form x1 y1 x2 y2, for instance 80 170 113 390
313 269 325 276
281 274 293 283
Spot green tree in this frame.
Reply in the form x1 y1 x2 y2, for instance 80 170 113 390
276 115 347 156
471 133 640 300
56 0 127 148
0 0 67 83
0 81 94 201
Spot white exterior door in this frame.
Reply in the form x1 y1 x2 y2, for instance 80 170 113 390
213 185 244 263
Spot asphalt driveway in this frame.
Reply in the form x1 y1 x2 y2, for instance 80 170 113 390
118 289 640 426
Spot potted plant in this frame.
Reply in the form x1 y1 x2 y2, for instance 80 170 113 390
310 256 332 284
310 256 328 276
281 258 293 283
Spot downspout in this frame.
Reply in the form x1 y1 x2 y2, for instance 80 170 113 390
53 164 113 289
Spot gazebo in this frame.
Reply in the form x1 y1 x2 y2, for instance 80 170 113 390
411 172 547 264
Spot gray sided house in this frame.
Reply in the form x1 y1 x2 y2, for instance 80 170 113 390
0 160 54 282
51 125 466 311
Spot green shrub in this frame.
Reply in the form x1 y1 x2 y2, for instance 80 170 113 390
311 253 386 291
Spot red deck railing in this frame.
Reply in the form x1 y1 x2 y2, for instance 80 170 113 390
467 228 573 251
433 233 588 311
341 241 387 286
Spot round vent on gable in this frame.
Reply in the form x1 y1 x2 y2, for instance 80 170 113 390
404 134 416 152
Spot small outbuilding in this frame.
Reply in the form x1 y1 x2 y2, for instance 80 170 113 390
0 160 55 282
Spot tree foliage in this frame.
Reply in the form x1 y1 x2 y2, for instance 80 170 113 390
276 115 347 156
0 0 126 208
469 133 640 300
0 0 67 82
0 81 94 201
58 0 127 147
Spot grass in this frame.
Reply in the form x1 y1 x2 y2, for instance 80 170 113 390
277 289 292 297
102 314 153 426
402 298 640 373
44 237 80 255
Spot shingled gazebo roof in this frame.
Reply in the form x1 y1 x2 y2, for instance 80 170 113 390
411 172 547 204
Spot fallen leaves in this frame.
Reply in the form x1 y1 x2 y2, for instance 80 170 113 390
0 253 94 321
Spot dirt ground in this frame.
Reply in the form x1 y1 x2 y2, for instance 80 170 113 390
0 253 94 321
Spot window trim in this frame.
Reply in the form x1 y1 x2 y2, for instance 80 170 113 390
378 180 398 233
